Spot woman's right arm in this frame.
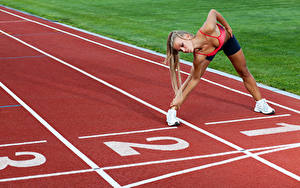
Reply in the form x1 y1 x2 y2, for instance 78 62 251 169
170 55 210 109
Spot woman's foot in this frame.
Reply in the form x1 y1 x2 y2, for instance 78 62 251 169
166 109 180 126
254 98 275 115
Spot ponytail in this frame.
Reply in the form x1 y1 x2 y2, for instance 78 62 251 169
164 31 193 97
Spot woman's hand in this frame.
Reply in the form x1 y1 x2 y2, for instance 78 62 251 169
225 26 233 37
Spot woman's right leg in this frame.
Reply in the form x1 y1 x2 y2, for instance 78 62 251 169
227 49 262 101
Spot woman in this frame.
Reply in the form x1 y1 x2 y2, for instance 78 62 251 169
165 9 275 126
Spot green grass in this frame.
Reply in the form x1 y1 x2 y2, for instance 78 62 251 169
1 0 299 95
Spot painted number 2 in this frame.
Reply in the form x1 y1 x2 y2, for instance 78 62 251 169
0 152 46 170
104 136 189 156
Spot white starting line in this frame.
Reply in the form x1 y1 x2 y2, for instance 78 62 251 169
205 114 291 125
0 140 47 148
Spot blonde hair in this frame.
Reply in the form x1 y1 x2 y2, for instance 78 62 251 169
164 31 194 97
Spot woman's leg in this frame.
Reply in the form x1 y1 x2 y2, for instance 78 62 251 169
227 49 262 101
227 49 275 114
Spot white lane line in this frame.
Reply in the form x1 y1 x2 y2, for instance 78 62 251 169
0 140 47 148
205 114 291 125
0 30 297 183
0 8 299 114
0 82 120 187
123 143 300 187
0 169 94 182
267 100 300 114
0 29 298 182
124 156 249 187
101 142 300 170
79 127 177 139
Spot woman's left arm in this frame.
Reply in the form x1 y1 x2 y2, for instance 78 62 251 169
170 55 210 109
203 9 233 37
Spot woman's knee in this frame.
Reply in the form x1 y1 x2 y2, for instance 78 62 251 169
237 67 251 78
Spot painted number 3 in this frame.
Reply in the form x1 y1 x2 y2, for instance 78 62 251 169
104 136 189 156
0 152 46 170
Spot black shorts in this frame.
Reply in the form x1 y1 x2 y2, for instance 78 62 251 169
206 35 241 61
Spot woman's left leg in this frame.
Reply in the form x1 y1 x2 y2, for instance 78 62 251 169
227 49 275 114
227 49 262 101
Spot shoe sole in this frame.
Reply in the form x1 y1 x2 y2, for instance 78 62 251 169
254 110 275 115
167 121 180 126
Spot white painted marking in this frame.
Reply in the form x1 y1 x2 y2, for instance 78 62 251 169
79 127 177 139
104 136 189 156
248 142 300 151
102 150 241 170
241 123 300 136
205 114 291 125
267 100 300 114
0 140 47 148
0 169 94 182
0 8 299 113
123 143 300 187
102 142 300 170
123 154 248 188
0 82 120 187
0 29 298 182
0 152 46 170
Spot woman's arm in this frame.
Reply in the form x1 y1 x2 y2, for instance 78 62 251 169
180 66 194 91
202 9 233 37
170 55 210 109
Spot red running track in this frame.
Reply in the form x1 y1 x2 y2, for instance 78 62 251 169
0 6 299 187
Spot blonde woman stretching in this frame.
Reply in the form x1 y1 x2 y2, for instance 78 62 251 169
165 9 275 126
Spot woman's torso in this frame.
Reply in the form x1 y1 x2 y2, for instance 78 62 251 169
195 23 230 56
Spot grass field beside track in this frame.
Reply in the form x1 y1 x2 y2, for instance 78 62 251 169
0 0 299 95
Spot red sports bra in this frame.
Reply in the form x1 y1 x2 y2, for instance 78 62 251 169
196 23 226 56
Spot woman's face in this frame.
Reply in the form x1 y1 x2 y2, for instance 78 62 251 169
173 34 194 53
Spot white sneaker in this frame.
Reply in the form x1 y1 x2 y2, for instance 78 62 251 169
254 99 275 115
166 109 180 126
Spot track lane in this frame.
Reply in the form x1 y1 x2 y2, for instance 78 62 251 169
0 6 300 187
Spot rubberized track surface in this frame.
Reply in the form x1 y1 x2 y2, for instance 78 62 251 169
0 6 299 187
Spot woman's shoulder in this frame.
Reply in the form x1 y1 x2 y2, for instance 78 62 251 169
198 25 216 35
